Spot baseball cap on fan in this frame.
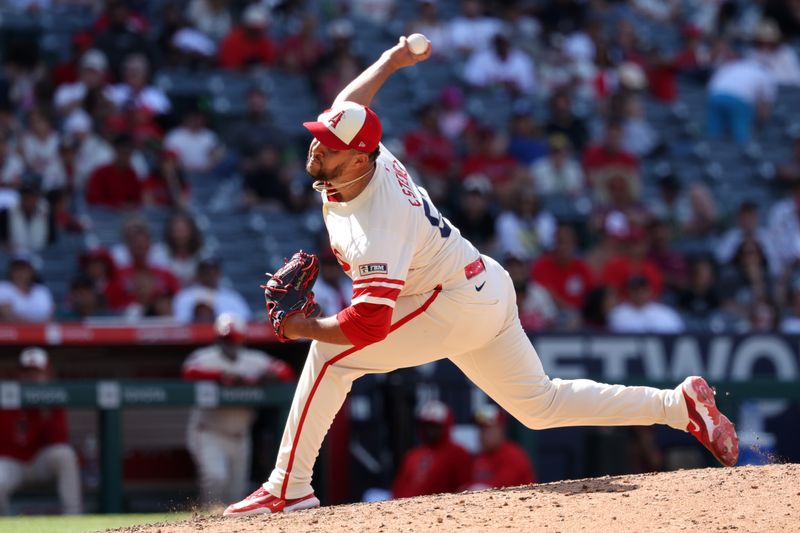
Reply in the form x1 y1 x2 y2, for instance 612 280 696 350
303 101 382 153
20 347 49 371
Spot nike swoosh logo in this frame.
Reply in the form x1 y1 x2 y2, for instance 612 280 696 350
475 281 486 292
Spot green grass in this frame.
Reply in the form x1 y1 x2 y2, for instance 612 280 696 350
0 513 192 533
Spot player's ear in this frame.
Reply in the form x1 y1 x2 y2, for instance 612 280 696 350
352 151 370 168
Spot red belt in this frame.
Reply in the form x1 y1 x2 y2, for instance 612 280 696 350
464 257 486 280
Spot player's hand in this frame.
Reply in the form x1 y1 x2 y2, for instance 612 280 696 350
383 36 432 70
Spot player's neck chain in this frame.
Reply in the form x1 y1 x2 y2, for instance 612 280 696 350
312 164 376 195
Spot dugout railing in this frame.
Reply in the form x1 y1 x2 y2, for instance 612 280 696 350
2 379 798 513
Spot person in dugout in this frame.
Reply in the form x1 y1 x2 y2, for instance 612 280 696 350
468 403 536 490
182 313 295 507
0 347 83 515
391 399 471 498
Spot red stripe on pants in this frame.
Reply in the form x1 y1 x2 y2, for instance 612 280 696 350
280 287 442 499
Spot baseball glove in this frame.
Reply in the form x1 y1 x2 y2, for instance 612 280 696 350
262 251 322 342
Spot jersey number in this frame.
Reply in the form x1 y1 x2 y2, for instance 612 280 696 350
422 197 452 239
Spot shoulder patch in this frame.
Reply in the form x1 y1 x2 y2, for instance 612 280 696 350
358 263 388 276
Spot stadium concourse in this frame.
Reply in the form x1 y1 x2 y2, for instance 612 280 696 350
0 0 800 516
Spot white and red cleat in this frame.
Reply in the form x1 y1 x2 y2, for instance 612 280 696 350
681 376 739 467
223 487 320 517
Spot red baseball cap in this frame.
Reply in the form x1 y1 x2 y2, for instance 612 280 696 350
474 404 507 427
303 101 382 153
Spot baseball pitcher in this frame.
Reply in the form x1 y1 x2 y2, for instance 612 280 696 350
223 36 739 516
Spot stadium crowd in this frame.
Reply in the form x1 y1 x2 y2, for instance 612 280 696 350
0 0 799 336
1 0 800 514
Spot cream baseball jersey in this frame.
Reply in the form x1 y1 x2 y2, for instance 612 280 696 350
322 143 481 309
183 346 275 435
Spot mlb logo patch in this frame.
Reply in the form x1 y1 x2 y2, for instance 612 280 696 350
359 263 388 276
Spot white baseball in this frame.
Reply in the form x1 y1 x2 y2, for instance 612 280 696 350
407 33 429 55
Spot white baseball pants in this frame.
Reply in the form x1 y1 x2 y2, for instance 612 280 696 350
265 255 690 499
0 444 83 515
187 424 251 505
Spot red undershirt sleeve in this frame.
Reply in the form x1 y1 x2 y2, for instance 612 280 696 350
337 302 394 347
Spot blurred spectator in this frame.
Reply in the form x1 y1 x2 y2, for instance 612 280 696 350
780 278 800 333
531 224 593 311
719 238 775 319
538 0 587 37
647 174 688 238
706 56 776 145
110 217 169 270
777 137 800 185
85 134 143 208
0 176 57 253
0 254 54 323
63 111 114 191
581 286 614 332
600 226 664 301
183 313 294 507
280 14 325 74
463 31 537 96
392 400 471 498
143 150 190 209
314 249 353 316
225 86 283 174
447 0 502 56
53 49 111 120
78 247 121 312
168 28 218 71
165 106 225 174
583 121 640 206
313 19 364 105
717 201 780 277
505 253 557 331
468 404 535 490
682 183 719 238
173 255 252 323
592 172 648 232
187 0 233 42
104 54 171 116
495 189 556 261
59 274 109 320
677 255 721 320
110 226 180 316
647 219 689 294
609 275 684 333
530 134 586 196
403 104 456 181
0 133 25 189
161 212 205 286
407 0 452 58
0 348 82 515
218 4 278 70
461 127 520 204
242 144 302 211
437 85 471 140
507 103 548 166
767 180 800 276
585 211 631 277
619 95 660 158
748 299 779 331
748 19 800 87
673 24 715 83
764 1 800 39
546 92 589 152
20 109 65 192
51 32 94 88
345 0 396 25
449 175 497 253
93 0 152 80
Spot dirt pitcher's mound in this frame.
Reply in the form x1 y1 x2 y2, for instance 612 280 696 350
112 464 800 533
